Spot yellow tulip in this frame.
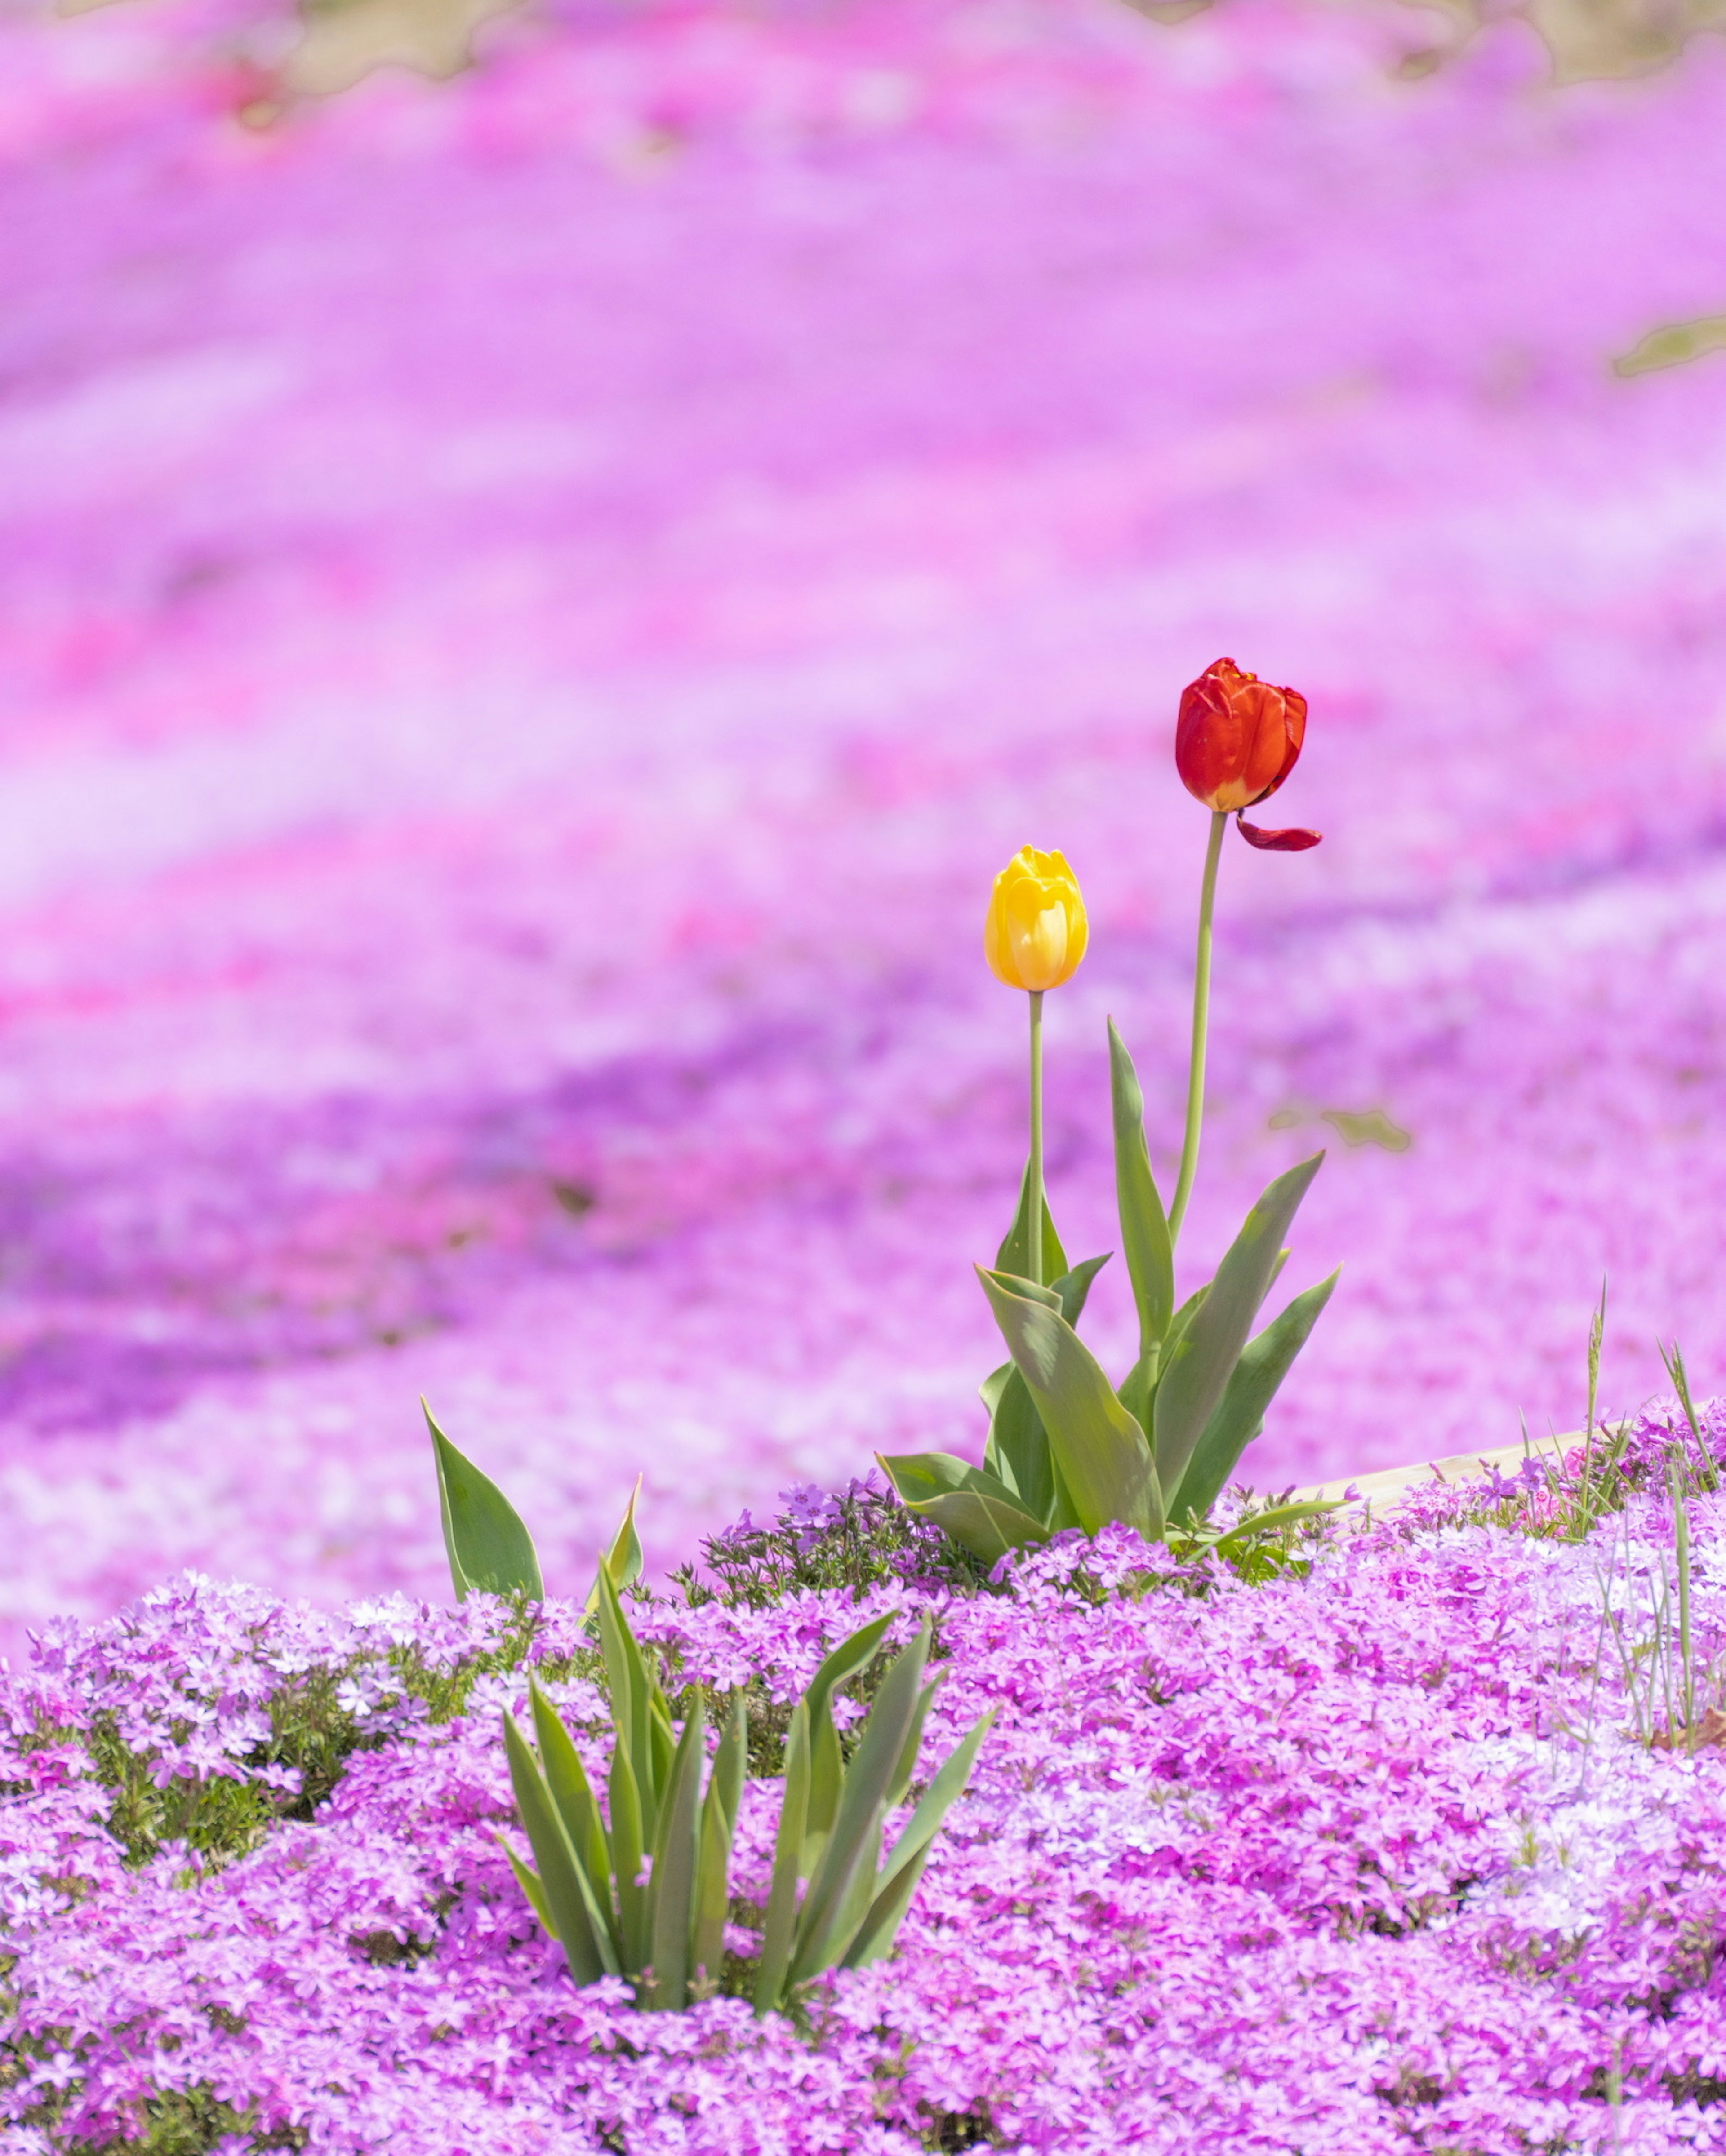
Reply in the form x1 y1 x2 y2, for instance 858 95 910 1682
984 847 1089 994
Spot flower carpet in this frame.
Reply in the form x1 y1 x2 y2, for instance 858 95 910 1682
6 1411 1726 2152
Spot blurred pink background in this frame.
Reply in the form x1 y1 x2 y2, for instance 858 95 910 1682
4 0 1726 1645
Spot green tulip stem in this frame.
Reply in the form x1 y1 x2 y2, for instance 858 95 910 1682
1027 988 1046 1287
1169 809 1228 1248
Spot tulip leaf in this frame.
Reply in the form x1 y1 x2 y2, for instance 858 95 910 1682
877 1450 994 1507
909 1487 1051 1566
502 1715 610 1984
584 1475 644 1617
841 1843 934 1972
977 1268 1161 1540
876 1705 996 1899
1120 1280 1210 1429
1152 1155 1324 1505
877 1451 1048 1564
425 1399 543 1603
693 1695 745 1988
754 1699 812 2015
791 1625 930 1985
981 1252 1111 1507
995 1156 1069 1287
844 1706 995 1970
802 1615 894 1876
1169 1268 1342 1526
1108 1020 1174 1358
529 1681 614 1941
647 1690 707 2010
608 1729 649 1975
980 1368 1049 1514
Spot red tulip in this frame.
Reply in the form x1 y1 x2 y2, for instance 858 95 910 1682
1175 657 1321 851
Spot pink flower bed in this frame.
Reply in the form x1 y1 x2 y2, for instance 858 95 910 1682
6 1408 1726 2152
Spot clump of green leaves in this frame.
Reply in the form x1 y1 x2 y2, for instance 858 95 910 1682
882 1022 1338 1566
502 1566 992 2015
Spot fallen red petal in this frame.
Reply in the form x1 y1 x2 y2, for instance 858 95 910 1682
1237 816 1322 851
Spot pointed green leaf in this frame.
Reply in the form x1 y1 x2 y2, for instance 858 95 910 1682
877 1452 993 1508
593 1558 669 1842
1108 1020 1174 1359
425 1400 543 1602
498 1834 556 1936
791 1625 930 1984
841 1843 932 1971
1151 1154 1325 1507
981 1368 1050 1516
801 1614 893 1875
501 1714 609 1984
608 1736 649 1976
905 1487 1050 1566
995 1157 1069 1287
877 1706 996 1895
885 1673 940 1812
983 1255 1111 1508
584 1476 645 1617
1120 1282 1210 1435
754 1699 812 2016
1170 1268 1342 1524
529 1683 616 1953
977 1268 1161 1540
693 1695 745 1988
1208 1496 1343 1557
841 1705 996 1972
647 1690 707 2010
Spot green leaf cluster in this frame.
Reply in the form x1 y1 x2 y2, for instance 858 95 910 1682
882 1021 1339 1564
502 1570 992 2015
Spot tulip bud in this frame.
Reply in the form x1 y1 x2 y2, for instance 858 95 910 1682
984 846 1088 993
1175 657 1320 849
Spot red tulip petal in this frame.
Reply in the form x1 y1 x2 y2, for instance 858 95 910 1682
1236 815 1321 852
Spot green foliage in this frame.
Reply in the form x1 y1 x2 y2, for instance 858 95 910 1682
670 1480 988 1611
502 1568 992 2015
883 1020 1338 1563
83 1599 555 1873
427 1399 543 1601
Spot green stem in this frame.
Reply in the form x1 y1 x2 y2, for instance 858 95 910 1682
1169 810 1227 1248
1028 989 1045 1287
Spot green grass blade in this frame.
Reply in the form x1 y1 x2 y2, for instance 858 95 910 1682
500 1714 609 1984
1168 1268 1341 1525
977 1268 1161 1540
753 1699 812 2016
646 1690 707 2010
1108 1019 1175 1360
1151 1154 1324 1506
425 1400 543 1602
